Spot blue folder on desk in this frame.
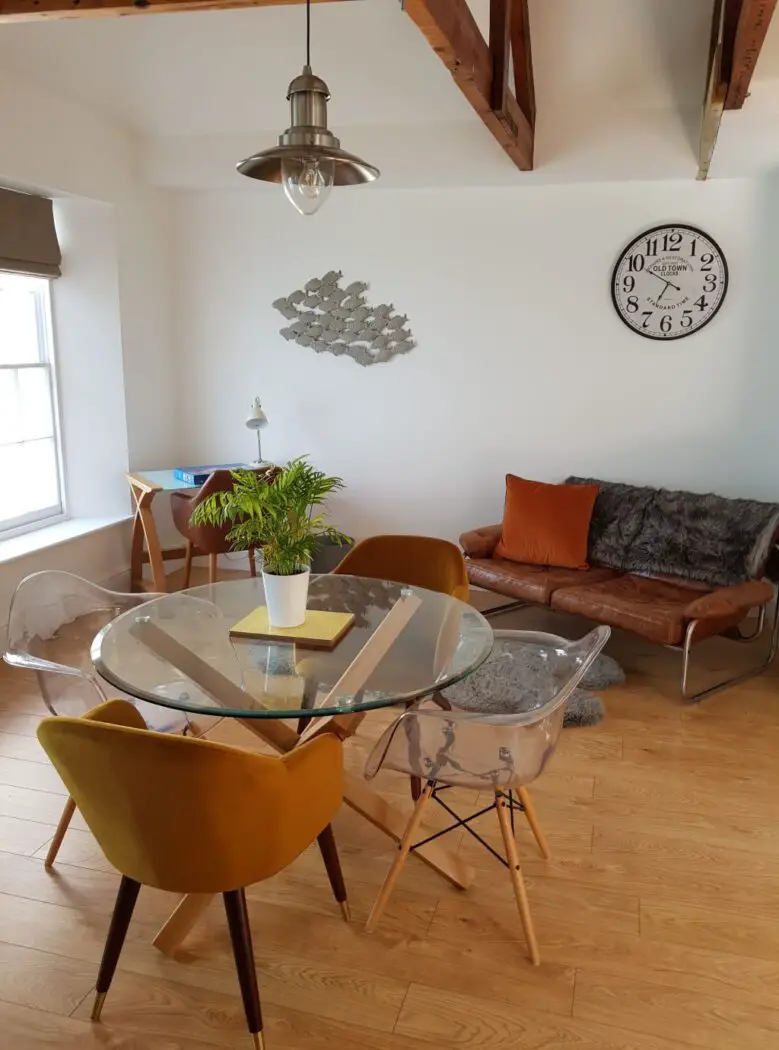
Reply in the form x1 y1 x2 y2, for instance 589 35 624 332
174 463 246 486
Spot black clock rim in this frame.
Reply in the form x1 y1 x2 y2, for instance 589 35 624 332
610 223 729 342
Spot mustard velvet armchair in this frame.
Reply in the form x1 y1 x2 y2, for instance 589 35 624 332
37 700 346 1050
334 534 469 602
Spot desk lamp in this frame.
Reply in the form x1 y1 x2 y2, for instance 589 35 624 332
245 397 269 466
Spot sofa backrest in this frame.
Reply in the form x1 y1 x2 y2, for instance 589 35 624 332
566 478 779 588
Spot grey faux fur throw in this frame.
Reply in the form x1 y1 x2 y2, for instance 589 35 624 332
566 478 779 588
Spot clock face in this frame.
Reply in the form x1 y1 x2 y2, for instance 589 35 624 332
611 224 728 340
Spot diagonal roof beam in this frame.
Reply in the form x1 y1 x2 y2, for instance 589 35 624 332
403 0 534 171
0 0 343 23
510 0 534 128
697 0 777 178
723 0 778 108
697 0 727 179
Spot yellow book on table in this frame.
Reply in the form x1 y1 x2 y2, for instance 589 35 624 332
229 607 355 649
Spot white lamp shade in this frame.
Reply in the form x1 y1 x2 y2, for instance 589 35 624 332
245 397 268 430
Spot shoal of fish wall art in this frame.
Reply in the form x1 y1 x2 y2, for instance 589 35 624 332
272 271 415 367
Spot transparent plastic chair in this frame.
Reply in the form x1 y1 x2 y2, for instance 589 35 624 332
364 625 610 963
3 571 190 866
4 571 190 729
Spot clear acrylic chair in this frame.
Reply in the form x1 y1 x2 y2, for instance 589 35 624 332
3 570 190 867
363 625 610 964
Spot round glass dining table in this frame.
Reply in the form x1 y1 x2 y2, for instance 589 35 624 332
92 575 492 954
92 574 493 721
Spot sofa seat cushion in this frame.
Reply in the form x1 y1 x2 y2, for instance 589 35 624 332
551 575 709 645
466 558 619 605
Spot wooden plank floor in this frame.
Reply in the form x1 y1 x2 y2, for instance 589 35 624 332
1 600 779 1049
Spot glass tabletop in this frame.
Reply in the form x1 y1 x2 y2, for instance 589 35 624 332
92 575 493 720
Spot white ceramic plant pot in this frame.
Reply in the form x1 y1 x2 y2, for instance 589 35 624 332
262 569 310 628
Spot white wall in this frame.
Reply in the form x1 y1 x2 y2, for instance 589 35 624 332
171 176 779 543
52 197 129 518
0 66 179 472
0 67 179 629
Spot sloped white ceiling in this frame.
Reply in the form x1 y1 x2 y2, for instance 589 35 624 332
1 0 779 185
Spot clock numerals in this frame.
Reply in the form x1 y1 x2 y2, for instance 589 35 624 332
612 225 728 340
663 232 682 252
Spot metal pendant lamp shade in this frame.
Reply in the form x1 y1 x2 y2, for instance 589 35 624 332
237 0 379 214
238 67 379 187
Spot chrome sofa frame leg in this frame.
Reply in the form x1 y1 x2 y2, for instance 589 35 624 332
483 600 531 620
679 598 779 702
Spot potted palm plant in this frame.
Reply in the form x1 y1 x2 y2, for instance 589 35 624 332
191 457 351 627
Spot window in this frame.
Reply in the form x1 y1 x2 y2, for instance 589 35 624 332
0 273 64 536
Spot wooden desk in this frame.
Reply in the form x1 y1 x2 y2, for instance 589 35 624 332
126 470 198 593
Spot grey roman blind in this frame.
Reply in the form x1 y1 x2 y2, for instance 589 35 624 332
0 187 62 278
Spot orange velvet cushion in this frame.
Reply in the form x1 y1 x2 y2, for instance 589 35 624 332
494 475 599 569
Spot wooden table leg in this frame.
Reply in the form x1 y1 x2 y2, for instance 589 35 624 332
152 893 215 953
136 613 475 954
342 771 474 890
150 749 475 955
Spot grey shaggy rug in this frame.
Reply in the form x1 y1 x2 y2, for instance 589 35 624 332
442 643 624 728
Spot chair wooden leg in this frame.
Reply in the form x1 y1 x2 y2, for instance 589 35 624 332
183 541 194 589
317 824 350 921
44 796 76 869
517 786 551 860
248 548 257 578
366 782 433 934
208 553 218 585
92 875 142 1021
495 791 540 966
223 889 264 1050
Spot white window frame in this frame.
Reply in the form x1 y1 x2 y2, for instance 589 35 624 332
0 274 67 539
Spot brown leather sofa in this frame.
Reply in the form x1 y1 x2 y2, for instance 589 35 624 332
460 479 779 701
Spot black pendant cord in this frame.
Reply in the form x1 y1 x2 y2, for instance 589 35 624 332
306 0 312 67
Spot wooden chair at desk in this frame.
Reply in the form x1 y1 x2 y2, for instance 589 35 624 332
171 469 262 586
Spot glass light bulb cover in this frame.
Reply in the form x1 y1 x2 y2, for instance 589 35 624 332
282 155 334 216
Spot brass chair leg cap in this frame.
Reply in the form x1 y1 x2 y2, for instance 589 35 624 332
251 1032 266 1050
91 991 107 1022
339 900 351 922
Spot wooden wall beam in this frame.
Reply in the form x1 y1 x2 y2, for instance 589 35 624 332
404 0 534 171
0 0 343 23
724 0 778 108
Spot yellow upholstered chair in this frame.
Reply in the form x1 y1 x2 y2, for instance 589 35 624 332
328 535 470 802
37 700 346 1050
334 534 469 601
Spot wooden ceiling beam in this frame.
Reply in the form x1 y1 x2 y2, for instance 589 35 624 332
697 0 727 179
723 0 778 108
510 0 534 128
0 0 342 23
489 0 511 118
698 0 777 178
404 0 534 171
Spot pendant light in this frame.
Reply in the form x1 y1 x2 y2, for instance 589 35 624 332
237 0 379 216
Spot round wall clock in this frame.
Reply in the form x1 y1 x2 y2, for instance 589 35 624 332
611 224 728 340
